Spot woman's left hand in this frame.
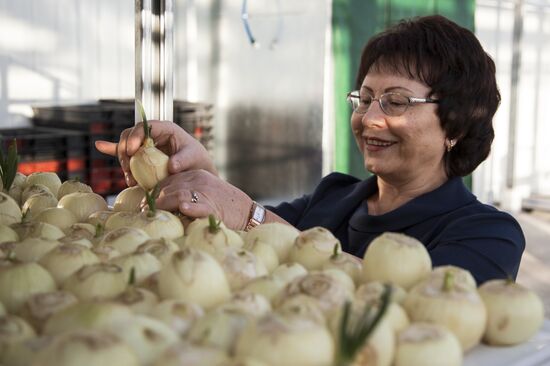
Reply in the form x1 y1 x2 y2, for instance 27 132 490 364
154 169 253 230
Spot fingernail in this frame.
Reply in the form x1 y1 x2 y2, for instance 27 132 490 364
182 203 190 210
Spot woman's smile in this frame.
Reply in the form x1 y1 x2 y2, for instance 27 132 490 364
364 136 397 152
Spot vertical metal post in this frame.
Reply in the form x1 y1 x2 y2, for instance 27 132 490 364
507 0 523 188
135 0 174 123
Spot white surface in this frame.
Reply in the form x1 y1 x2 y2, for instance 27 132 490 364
464 320 550 366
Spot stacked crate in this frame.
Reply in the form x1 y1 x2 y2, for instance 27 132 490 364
30 100 214 196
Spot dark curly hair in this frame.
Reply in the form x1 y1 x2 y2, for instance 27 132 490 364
356 15 499 178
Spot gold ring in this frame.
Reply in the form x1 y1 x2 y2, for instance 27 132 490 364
190 191 199 204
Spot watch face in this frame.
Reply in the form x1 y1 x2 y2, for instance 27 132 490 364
252 204 265 223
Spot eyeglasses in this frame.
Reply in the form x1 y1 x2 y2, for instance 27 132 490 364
346 91 439 117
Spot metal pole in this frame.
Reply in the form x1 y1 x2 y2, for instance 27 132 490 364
135 0 174 123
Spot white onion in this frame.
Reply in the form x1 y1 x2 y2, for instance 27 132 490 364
271 262 308 284
62 263 127 301
218 292 272 318
430 265 477 290
363 232 432 290
111 251 162 285
21 192 58 219
24 172 62 198
129 133 170 191
185 216 243 255
58 192 108 222
7 172 26 205
92 245 122 262
153 342 230 366
0 241 16 259
356 281 408 305
97 227 150 256
214 248 268 291
0 223 19 243
109 315 179 365
403 272 487 351
31 329 139 366
39 243 100 284
43 301 134 335
104 211 139 231
0 315 36 356
158 248 231 309
116 287 158 314
18 291 78 332
236 314 334 366
21 184 52 204
0 262 56 313
0 336 52 366
241 275 287 303
34 207 78 231
322 247 364 285
10 221 65 241
13 237 60 262
244 222 300 262
0 191 22 225
289 227 341 270
57 179 92 199
276 293 326 326
130 210 184 240
136 238 180 265
113 186 146 212
150 300 204 337
394 322 462 366
87 210 116 227
243 238 279 273
479 279 545 345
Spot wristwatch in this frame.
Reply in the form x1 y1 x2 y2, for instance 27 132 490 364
245 201 266 231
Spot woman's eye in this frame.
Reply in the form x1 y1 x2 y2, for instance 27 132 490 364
360 98 372 105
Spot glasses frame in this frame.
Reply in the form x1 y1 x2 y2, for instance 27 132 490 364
346 91 439 117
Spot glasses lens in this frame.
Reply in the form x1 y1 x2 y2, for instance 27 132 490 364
380 93 409 116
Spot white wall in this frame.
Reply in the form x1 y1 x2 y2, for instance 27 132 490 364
0 0 134 128
475 0 550 210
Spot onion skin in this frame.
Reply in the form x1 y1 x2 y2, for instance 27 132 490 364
62 263 127 302
150 300 204 337
479 279 545 346
430 265 477 290
362 232 432 290
215 248 268 291
0 262 56 313
0 224 19 243
116 287 159 314
21 184 51 205
97 227 151 256
186 217 243 255
113 186 146 212
394 323 462 366
24 172 62 198
131 210 184 240
243 239 279 273
34 207 78 231
0 315 36 358
58 192 108 222
22 192 58 219
153 342 230 366
322 250 363 286
57 179 93 199
111 252 162 285
10 221 65 241
39 243 100 285
18 291 78 332
13 237 60 262
158 248 231 309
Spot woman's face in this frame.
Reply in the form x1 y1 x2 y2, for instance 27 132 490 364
351 70 447 184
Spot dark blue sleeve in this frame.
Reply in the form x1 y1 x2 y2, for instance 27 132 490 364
265 194 311 226
429 212 525 284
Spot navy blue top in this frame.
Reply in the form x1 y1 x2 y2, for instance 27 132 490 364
267 173 525 284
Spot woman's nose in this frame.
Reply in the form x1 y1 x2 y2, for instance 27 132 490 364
362 100 386 128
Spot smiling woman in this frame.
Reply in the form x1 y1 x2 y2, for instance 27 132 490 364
97 15 524 285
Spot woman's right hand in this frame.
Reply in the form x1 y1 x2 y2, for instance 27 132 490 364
95 120 217 186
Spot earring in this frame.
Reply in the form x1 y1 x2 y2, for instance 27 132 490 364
446 139 457 152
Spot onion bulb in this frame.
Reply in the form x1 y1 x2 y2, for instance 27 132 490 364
0 262 56 313
109 315 179 365
13 237 60 262
0 335 52 366
150 300 204 337
276 294 326 326
478 279 545 345
322 246 363 285
31 329 139 366
24 172 62 198
57 179 93 199
271 262 308 284
34 207 77 231
130 209 184 240
0 315 36 355
43 301 134 335
10 221 65 241
111 251 162 285
244 222 300 262
116 287 158 314
0 300 5 316
59 223 95 248
218 292 272 318
185 216 243 254
39 243 100 284
403 271 486 351
430 265 477 290
243 238 279 273
18 291 78 332
0 223 18 243
129 110 169 190
62 263 127 301
104 211 139 231
288 227 341 270
241 275 286 303
21 184 51 204
153 342 230 366
87 210 115 227
97 227 150 256
113 186 146 212
158 248 231 309
214 248 268 291
7 172 27 205
58 192 108 222
92 245 122 262
394 322 462 366
363 232 432 290
236 314 334 366
136 238 180 265
0 191 22 225
188 307 254 354
22 192 58 219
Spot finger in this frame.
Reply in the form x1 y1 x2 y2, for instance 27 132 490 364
126 122 146 156
179 201 216 220
94 140 117 157
116 129 137 186
155 189 191 213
